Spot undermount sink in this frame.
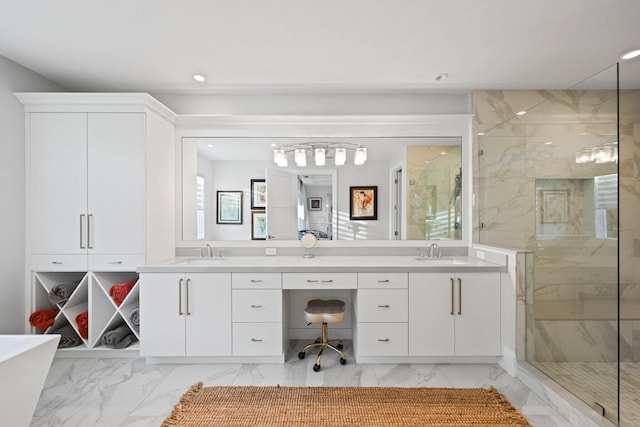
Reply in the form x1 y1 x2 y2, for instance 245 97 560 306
414 257 469 265
173 258 226 266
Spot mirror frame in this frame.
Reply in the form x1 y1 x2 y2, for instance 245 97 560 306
175 113 473 248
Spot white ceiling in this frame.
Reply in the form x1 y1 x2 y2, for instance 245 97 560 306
1 0 639 95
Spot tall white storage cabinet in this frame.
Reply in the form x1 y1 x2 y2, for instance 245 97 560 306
17 93 177 353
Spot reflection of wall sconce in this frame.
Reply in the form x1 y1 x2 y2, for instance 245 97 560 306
575 142 618 164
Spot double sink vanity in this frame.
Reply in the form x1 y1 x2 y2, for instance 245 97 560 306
138 252 506 365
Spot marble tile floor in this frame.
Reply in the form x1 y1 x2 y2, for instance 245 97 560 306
32 341 574 427
537 361 640 426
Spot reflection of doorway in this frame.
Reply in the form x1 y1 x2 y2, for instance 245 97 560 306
392 167 402 240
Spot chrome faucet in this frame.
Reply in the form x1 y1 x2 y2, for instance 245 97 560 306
198 243 213 258
427 243 439 259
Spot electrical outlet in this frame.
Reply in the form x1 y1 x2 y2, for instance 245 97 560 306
265 247 276 256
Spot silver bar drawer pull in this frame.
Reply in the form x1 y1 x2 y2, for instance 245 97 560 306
378 338 390 342
250 305 263 308
80 214 86 249
378 304 390 308
377 279 390 283
250 279 262 283
321 280 333 283
306 280 319 283
52 261 63 265
87 214 93 249
251 338 263 342
108 261 123 265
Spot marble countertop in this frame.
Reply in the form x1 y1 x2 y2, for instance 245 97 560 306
137 255 506 273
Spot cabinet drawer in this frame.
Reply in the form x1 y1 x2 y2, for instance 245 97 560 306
357 323 408 356
358 273 408 289
232 273 281 289
283 273 357 289
357 289 408 322
31 254 87 271
88 254 145 271
232 290 282 322
233 323 282 356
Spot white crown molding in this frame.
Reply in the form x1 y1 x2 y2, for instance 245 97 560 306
14 92 177 123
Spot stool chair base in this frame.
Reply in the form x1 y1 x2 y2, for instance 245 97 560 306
298 322 347 372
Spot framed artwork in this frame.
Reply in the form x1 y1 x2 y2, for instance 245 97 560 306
251 211 267 240
308 197 322 211
216 190 243 224
251 179 266 210
540 189 569 223
350 186 377 220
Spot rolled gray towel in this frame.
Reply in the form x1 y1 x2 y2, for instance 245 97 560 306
48 282 79 306
101 324 138 348
52 324 82 348
129 308 139 332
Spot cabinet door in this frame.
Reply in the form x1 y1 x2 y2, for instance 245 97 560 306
139 273 186 357
87 113 145 256
185 273 232 356
408 273 455 356
454 272 501 356
29 113 88 258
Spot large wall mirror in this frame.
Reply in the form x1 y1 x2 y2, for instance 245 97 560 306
181 136 462 242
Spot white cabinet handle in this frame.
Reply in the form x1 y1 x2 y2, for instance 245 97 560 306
186 278 192 315
178 279 184 315
378 338 390 342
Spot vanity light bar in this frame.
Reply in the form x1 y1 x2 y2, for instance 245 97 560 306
273 142 366 167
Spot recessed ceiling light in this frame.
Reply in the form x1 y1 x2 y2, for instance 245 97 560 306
622 49 640 60
516 111 527 116
193 74 206 82
207 144 214 147
477 132 485 136
545 141 553 145
435 73 449 81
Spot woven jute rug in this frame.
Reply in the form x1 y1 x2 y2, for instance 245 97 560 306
162 382 532 426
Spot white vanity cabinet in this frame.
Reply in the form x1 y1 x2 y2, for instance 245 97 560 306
139 273 232 357
356 273 408 356
408 272 500 356
231 273 283 356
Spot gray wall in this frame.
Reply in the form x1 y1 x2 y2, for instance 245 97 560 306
0 55 66 333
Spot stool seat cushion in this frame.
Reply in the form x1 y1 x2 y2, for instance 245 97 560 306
304 299 345 323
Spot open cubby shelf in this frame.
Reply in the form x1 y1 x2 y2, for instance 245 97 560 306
32 271 140 351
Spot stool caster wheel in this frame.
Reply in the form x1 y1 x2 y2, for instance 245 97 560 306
298 352 305 360
315 338 322 344
340 358 347 365
313 364 321 372
336 343 344 350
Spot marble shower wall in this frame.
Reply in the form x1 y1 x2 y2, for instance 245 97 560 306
472 89 631 363
620 89 640 365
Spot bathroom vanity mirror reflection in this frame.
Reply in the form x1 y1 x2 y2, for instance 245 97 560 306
181 137 462 241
